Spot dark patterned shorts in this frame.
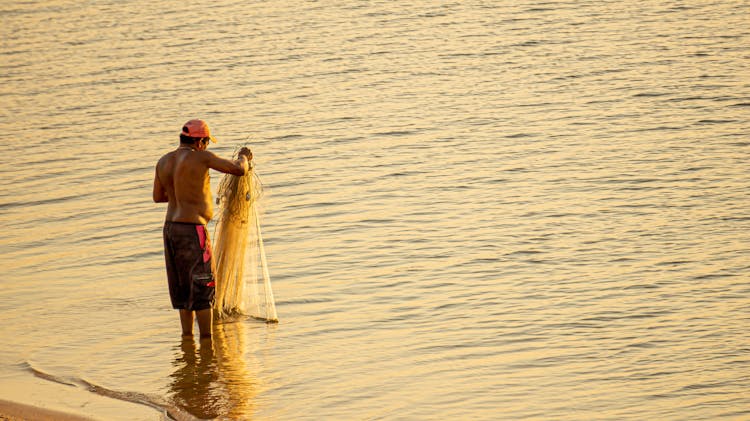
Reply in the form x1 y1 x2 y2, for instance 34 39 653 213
163 221 215 311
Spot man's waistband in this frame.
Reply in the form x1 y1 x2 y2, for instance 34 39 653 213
164 220 206 227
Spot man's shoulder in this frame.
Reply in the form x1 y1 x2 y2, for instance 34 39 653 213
184 150 218 171
195 150 223 165
198 149 219 158
156 151 175 167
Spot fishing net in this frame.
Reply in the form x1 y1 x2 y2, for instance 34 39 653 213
212 152 278 322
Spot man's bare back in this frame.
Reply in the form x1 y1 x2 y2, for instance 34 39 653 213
154 146 251 225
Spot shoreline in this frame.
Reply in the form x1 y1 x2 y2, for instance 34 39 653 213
0 399 94 421
0 371 165 421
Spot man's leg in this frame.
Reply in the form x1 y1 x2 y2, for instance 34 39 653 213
179 309 194 337
196 309 212 338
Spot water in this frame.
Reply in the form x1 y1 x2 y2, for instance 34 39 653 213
1 0 749 419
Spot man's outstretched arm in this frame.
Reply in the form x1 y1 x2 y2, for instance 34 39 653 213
205 147 252 176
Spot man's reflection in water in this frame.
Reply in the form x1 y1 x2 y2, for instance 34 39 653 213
169 320 257 419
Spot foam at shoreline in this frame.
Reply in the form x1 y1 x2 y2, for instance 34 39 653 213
0 371 165 421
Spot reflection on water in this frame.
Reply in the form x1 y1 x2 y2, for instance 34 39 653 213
169 321 256 419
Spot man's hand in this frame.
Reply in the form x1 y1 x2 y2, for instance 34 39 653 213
239 147 253 161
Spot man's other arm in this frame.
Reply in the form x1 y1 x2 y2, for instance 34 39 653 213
153 168 168 203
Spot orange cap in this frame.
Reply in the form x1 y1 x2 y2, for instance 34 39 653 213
181 119 216 143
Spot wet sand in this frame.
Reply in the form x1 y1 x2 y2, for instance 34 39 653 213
0 399 93 421
0 373 163 421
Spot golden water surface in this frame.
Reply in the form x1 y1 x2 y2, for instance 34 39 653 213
1 0 749 419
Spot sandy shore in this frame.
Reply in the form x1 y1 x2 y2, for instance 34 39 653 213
0 399 94 421
0 372 164 421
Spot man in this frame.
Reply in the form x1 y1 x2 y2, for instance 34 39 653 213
153 119 252 338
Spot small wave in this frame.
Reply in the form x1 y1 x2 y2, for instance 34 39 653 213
696 119 737 124
0 192 94 210
623 283 660 290
504 133 537 139
276 297 334 305
633 92 670 98
21 362 77 387
511 40 542 47
373 130 416 137
23 362 197 421
270 134 303 141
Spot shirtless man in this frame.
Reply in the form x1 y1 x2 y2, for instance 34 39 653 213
153 119 252 338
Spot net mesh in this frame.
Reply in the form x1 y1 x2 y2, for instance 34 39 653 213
212 153 278 322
